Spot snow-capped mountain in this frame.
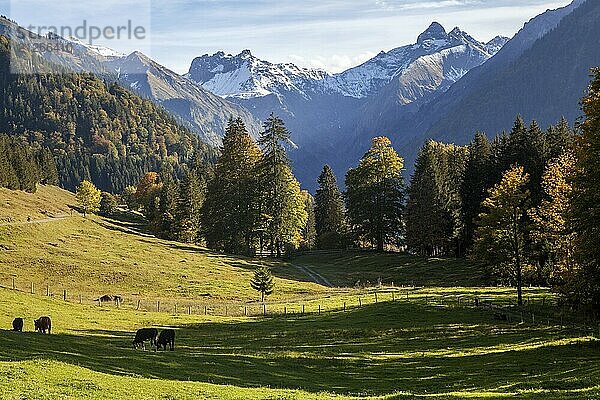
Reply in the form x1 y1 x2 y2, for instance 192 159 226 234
189 23 508 104
106 51 261 145
0 16 261 146
187 23 508 188
325 23 507 99
66 36 125 59
188 49 330 100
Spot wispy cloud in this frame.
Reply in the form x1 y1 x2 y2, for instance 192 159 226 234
0 0 574 74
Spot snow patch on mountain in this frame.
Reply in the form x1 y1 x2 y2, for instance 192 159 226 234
67 36 125 59
189 22 509 102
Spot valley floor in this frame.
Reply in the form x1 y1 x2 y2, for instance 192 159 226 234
0 186 598 399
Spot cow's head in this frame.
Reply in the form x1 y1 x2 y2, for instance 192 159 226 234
34 319 39 330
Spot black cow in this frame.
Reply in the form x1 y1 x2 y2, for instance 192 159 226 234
156 329 175 351
132 328 158 350
34 316 51 334
12 318 23 332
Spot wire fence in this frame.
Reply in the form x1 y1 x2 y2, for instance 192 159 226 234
2 274 600 336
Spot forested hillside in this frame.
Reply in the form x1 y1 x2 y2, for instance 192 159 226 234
0 134 57 192
0 36 213 193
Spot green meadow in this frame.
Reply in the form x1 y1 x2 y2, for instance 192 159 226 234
0 186 598 399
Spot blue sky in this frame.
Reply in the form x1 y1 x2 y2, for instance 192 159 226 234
3 0 573 73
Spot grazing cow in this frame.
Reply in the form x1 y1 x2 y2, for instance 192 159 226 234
34 316 51 334
12 318 23 332
156 329 175 351
96 295 123 306
132 328 158 350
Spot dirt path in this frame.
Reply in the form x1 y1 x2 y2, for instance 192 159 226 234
0 215 70 227
292 263 334 287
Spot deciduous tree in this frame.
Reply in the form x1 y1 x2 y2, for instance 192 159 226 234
345 137 405 251
76 180 102 217
473 166 530 306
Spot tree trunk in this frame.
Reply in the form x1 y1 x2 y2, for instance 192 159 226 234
516 245 523 307
376 230 384 252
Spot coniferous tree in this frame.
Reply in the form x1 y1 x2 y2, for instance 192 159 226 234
460 133 493 251
571 69 600 312
202 118 262 254
174 169 205 243
406 140 467 256
257 114 307 257
157 167 179 239
314 165 346 249
250 266 275 302
345 137 405 251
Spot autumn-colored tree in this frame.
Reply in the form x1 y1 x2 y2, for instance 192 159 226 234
530 152 578 296
135 172 162 217
76 180 102 217
473 165 530 306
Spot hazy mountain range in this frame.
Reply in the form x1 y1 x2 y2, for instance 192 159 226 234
0 0 597 191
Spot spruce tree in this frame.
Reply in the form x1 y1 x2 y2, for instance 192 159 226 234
460 133 493 251
175 169 205 243
202 118 263 254
250 266 275 302
257 114 307 257
571 69 600 312
314 165 346 249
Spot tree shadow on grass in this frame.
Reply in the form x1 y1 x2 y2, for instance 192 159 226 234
0 303 598 396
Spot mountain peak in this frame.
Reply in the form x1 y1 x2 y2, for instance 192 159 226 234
239 49 253 59
417 22 447 43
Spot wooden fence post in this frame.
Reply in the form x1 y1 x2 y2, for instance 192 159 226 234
359 297 362 307
263 304 266 316
188 306 191 315
284 306 287 317
63 289 67 301
225 306 228 316
392 292 395 301
46 284 49 297
204 305 207 315
31 282 34 294
244 306 247 316
375 292 378 303
302 304 305 315
343 302 346 312
157 301 160 312
136 300 141 310
79 294 82 304
12 276 15 290
318 305 321 315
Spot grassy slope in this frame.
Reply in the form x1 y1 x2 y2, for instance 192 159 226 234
0 186 328 305
1 186 599 399
0 185 76 223
292 251 487 287
0 288 598 399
